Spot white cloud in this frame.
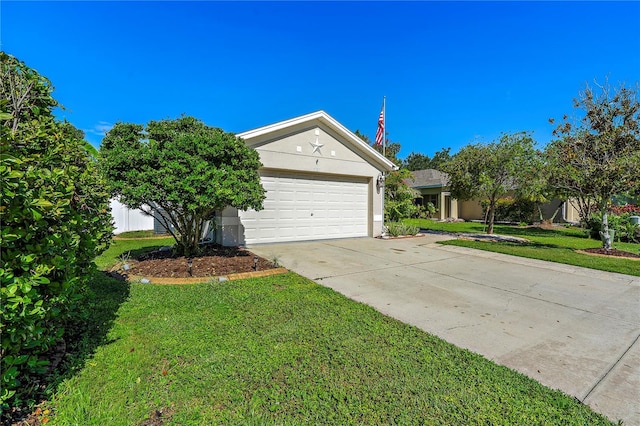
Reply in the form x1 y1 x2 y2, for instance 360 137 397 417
85 121 113 136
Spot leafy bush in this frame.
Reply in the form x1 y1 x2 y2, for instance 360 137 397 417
412 201 437 219
384 170 419 222
0 53 113 411
586 212 640 243
387 222 420 237
481 197 536 223
609 204 640 215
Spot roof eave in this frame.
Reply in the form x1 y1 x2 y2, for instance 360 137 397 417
238 111 396 172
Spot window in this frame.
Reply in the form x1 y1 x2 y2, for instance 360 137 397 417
424 194 438 208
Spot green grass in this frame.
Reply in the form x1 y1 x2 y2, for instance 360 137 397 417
405 219 640 276
45 238 615 425
50 273 613 425
96 237 175 270
116 230 172 238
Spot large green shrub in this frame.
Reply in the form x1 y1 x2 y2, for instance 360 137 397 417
586 211 640 243
481 197 537 224
0 53 113 410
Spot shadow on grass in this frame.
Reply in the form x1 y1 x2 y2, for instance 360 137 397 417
492 226 588 239
47 271 131 396
512 241 566 250
2 271 130 424
458 239 564 250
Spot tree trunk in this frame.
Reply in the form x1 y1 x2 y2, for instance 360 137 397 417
549 201 563 223
600 208 612 250
487 200 496 234
539 201 563 224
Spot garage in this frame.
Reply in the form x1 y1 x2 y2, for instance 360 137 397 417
215 111 395 246
239 172 369 244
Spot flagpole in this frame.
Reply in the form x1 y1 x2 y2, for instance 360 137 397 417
381 96 386 235
382 96 386 158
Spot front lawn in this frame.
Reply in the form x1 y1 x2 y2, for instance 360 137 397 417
404 219 640 276
95 236 175 270
44 240 615 424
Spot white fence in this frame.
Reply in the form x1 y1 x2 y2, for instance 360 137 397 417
109 199 154 234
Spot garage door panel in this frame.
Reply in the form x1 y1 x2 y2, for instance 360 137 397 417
239 173 369 244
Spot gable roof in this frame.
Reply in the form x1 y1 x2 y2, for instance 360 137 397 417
238 110 396 172
405 169 450 188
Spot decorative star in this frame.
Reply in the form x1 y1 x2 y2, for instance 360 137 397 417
309 139 324 154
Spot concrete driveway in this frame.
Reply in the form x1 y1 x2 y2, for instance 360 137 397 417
249 235 640 425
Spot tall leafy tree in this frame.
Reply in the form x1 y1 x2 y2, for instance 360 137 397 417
355 128 402 166
441 132 540 234
1 53 113 408
403 148 451 171
403 152 431 171
546 81 640 249
100 116 266 256
430 147 452 170
372 138 402 167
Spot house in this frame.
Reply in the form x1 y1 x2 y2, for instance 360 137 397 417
111 111 395 243
215 111 396 245
404 169 458 220
406 168 581 223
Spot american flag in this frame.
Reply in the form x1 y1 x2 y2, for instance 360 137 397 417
375 108 384 146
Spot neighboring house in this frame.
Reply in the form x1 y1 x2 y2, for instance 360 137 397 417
406 168 580 223
404 169 458 221
109 198 154 234
216 111 396 245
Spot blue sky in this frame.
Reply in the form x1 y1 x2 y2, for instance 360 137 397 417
2 1 639 159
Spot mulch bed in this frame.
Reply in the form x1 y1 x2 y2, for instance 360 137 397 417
579 247 640 260
125 244 275 278
379 234 426 240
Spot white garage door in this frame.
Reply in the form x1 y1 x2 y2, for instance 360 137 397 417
239 172 369 244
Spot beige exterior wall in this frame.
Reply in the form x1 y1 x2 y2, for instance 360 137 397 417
458 200 485 221
216 120 389 246
459 198 582 223
540 199 581 223
562 200 582 223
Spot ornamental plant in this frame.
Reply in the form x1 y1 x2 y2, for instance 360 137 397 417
0 53 113 411
547 80 640 249
100 116 265 257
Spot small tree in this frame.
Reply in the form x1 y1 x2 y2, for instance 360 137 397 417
100 116 266 256
441 132 541 234
547 80 640 249
384 169 419 222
